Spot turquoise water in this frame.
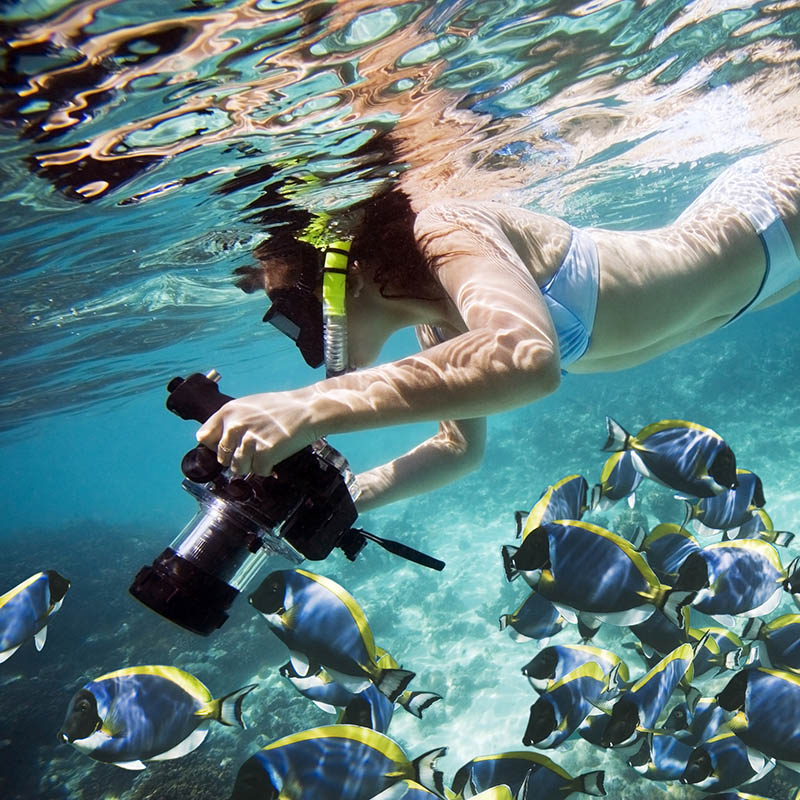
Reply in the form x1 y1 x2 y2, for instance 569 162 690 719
2 1 800 798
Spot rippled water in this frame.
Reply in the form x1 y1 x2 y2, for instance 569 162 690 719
2 2 800 799
2 0 799 432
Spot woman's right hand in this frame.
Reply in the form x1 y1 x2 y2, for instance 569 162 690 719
196 389 319 476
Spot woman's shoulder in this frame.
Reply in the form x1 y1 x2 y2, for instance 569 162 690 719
413 199 569 259
415 198 556 228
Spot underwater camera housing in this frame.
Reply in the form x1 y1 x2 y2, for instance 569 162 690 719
129 371 443 636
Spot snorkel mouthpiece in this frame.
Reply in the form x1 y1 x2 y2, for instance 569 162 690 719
322 240 351 378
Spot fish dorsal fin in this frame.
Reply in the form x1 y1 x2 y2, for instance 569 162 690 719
148 726 209 762
398 691 442 719
34 626 47 651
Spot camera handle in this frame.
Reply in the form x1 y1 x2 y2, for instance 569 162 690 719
346 529 445 572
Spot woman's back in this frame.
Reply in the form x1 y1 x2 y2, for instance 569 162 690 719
447 152 800 373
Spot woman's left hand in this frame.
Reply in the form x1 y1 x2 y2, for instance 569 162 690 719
196 389 318 476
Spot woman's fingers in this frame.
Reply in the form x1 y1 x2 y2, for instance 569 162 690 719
231 437 256 476
197 411 224 450
216 441 234 467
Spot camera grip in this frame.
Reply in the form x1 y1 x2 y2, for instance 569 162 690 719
166 372 235 423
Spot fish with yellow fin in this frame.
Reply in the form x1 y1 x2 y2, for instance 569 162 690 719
58 665 255 770
0 570 70 662
603 417 738 497
229 724 446 800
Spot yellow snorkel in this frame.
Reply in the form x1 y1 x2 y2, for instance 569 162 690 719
322 240 351 377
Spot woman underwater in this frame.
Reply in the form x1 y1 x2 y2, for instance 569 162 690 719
196 144 800 511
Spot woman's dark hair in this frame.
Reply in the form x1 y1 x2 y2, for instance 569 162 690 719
225 133 440 301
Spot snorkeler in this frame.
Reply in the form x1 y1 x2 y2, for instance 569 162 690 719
196 149 800 511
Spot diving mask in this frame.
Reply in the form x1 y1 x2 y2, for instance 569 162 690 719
263 240 351 377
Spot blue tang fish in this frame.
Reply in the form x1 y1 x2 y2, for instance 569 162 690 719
725 508 794 547
450 751 605 799
743 614 800 672
250 569 414 700
681 469 765 535
663 696 726 745
280 648 441 733
718 667 800 771
603 417 738 497
681 730 774 792
627 731 695 783
584 639 703 748
0 570 70 662
515 474 588 539
641 523 701 585
522 659 628 749
229 724 446 800
503 521 690 627
499 591 566 643
590 451 642 511
58 665 255 770
674 539 800 622
521 644 626 694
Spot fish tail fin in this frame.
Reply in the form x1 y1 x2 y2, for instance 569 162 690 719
411 746 447 796
658 588 695 630
602 662 628 699
501 545 520 582
784 556 800 595
210 684 257 728
744 643 762 667
589 484 604 512
377 668 415 703
602 417 630 452
397 690 442 718
724 648 744 671
679 499 694 530
741 617 764 641
628 525 647 550
498 613 511 631
514 510 529 538
773 530 795 547
572 770 606 797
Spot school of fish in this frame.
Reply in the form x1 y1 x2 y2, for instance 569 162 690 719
4 417 800 799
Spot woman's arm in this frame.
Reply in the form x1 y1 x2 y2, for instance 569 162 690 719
354 416 486 511
197 204 561 476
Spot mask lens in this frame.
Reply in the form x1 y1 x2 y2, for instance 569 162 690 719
263 304 301 341
262 288 324 368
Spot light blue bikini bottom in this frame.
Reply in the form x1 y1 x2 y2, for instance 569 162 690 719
680 155 800 325
540 226 599 370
